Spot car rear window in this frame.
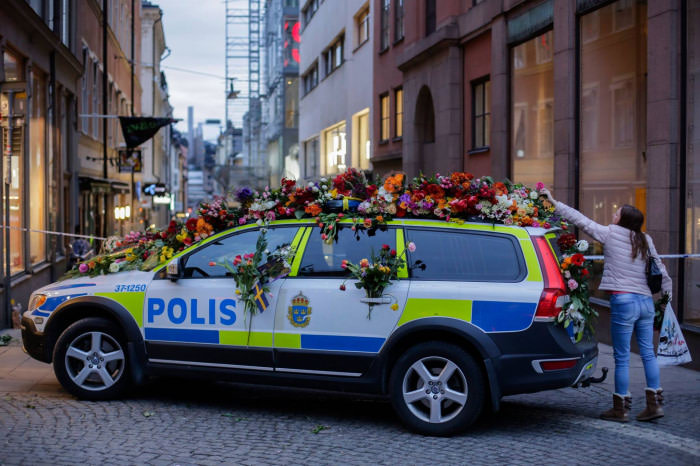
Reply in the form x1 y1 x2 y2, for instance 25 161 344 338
299 226 395 277
405 228 525 282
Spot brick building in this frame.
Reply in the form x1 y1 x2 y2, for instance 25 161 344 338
373 0 699 359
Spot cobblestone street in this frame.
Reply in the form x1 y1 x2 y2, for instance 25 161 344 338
0 330 698 466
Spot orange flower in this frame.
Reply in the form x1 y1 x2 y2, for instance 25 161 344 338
305 203 322 216
383 173 404 193
493 182 507 196
196 218 213 236
376 215 384 223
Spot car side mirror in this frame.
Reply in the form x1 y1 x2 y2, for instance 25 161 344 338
166 258 181 281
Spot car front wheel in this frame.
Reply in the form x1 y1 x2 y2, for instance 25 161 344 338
389 341 485 436
53 317 130 400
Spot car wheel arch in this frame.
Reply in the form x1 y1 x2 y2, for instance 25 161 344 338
44 296 145 366
380 318 502 410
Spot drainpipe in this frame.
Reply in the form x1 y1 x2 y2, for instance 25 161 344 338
102 0 109 238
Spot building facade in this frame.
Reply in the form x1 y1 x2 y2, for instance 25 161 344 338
262 0 301 185
373 0 699 355
0 0 81 325
76 0 143 240
298 0 373 181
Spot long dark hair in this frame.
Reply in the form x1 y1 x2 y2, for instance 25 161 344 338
617 204 648 260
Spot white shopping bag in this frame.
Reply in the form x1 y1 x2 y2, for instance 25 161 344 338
657 305 692 366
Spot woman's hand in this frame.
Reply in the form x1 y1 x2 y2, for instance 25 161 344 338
540 188 555 204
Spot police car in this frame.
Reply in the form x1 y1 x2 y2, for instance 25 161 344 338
22 219 598 435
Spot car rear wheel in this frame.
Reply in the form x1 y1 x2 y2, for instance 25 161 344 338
53 317 130 400
389 341 485 436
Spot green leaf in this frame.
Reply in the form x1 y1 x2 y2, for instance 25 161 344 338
311 424 329 434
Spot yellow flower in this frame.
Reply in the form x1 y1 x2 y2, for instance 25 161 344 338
391 303 399 311
235 289 241 295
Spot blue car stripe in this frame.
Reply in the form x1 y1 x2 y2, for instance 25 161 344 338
300 334 385 352
145 327 220 344
35 294 88 313
471 300 537 332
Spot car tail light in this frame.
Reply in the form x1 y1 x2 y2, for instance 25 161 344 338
532 236 567 320
539 359 578 371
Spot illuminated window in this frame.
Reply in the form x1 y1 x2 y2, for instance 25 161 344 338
357 7 370 47
380 94 390 141
395 88 403 139
322 122 347 174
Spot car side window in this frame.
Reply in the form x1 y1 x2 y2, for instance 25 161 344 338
406 229 525 282
183 227 298 278
298 226 396 277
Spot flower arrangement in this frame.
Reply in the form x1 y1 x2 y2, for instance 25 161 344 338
555 233 597 339
340 242 416 318
64 169 564 280
209 228 294 331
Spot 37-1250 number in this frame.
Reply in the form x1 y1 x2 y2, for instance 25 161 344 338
114 284 147 292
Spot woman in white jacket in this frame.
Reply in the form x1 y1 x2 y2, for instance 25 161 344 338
543 190 672 423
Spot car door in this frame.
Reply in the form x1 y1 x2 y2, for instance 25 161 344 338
273 224 409 376
143 225 300 371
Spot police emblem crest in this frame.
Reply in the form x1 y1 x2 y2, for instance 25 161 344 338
288 292 312 327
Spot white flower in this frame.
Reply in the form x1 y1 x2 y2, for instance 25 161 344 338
308 182 315 188
320 177 327 183
564 271 571 279
529 191 538 200
576 240 589 252
109 262 120 273
256 219 263 226
312 186 319 192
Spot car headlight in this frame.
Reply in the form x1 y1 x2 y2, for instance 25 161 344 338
28 294 47 312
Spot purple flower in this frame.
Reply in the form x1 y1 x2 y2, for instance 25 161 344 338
567 279 578 291
78 263 88 273
236 187 254 203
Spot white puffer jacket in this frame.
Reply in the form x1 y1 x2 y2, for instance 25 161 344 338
555 202 672 297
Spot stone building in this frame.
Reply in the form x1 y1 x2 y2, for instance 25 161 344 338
372 0 698 360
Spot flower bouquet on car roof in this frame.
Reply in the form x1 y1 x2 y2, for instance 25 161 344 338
556 233 597 340
340 241 416 319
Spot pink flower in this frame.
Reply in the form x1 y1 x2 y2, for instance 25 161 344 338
78 263 88 273
567 279 578 291
536 182 545 191
238 217 247 225
407 242 416 253
531 220 540 228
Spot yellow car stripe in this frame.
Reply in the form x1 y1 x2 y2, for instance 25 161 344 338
219 330 273 347
94 292 145 327
397 298 473 326
520 239 543 282
274 332 302 348
289 227 311 277
396 229 408 279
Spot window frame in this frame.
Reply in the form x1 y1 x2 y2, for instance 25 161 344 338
379 93 390 142
302 60 319 96
356 6 370 48
323 34 345 77
394 0 404 43
380 0 390 51
394 87 403 140
471 77 490 150
173 226 300 280
404 227 528 283
425 0 436 36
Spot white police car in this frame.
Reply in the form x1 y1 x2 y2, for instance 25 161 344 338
22 219 598 435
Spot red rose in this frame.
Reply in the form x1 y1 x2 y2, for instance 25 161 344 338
390 249 396 256
582 269 590 276
382 244 390 250
339 284 346 291
571 253 585 266
186 217 198 232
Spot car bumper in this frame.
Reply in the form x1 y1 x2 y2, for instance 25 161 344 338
20 315 50 363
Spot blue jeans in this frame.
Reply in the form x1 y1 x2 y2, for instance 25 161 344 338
609 293 660 395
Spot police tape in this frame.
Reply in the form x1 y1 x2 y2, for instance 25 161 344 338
584 253 700 260
0 225 107 241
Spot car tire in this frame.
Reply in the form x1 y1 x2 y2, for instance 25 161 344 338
53 317 130 401
389 341 485 436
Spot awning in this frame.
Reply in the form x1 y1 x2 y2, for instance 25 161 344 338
79 176 131 194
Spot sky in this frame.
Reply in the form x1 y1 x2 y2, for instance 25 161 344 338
158 0 230 141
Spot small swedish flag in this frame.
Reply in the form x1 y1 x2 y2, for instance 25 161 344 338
252 281 269 313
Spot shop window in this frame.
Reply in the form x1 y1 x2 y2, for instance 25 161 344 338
30 70 47 265
380 0 390 51
2 50 23 82
511 31 554 188
380 93 390 142
579 0 647 301
472 79 490 149
353 110 370 170
304 137 319 178
684 0 700 326
394 0 404 42
285 78 298 128
356 7 370 47
322 122 347 174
